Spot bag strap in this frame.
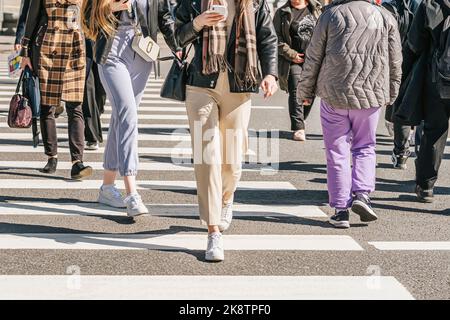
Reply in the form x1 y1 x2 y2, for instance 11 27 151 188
15 69 25 94
135 3 150 38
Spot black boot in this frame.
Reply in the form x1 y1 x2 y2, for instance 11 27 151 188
42 158 58 174
71 161 93 180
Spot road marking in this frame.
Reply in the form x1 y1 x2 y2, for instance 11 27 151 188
0 145 193 155
0 132 191 141
0 234 362 251
0 161 266 172
0 275 414 300
0 114 188 120
0 122 189 129
369 241 450 251
0 179 297 190
0 202 326 218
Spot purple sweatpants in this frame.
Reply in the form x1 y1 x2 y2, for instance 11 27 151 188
320 100 381 209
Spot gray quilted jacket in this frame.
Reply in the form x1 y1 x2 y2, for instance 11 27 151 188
297 0 403 110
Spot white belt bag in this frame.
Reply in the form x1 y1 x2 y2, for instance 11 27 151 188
132 4 160 62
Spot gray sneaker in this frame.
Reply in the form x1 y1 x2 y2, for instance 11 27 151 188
124 193 149 217
98 184 126 208
205 232 224 262
218 202 233 232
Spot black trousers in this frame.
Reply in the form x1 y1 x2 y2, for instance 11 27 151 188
40 102 85 162
393 123 411 156
415 79 450 190
288 64 312 131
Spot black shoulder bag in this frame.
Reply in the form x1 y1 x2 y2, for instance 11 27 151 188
160 45 193 102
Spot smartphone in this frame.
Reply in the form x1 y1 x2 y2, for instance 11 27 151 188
210 5 227 17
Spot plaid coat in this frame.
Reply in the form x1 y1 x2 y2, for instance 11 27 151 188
20 0 86 106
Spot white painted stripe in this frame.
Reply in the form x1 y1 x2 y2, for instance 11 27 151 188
0 145 192 155
0 234 362 251
0 92 168 99
0 98 184 105
0 202 326 218
0 104 282 111
369 241 450 251
0 179 297 190
0 161 265 172
0 123 189 129
0 133 191 142
0 275 414 300
0 114 188 120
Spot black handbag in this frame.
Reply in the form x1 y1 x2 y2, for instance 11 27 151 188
160 45 192 102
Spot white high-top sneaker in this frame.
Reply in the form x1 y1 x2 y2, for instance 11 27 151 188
205 232 224 262
124 193 149 217
98 184 126 208
218 202 233 232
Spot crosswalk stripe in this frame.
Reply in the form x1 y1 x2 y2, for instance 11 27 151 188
0 113 188 120
369 242 450 250
0 234 363 251
0 145 193 155
0 179 297 190
0 161 265 172
0 98 184 105
0 123 189 129
0 133 191 141
0 275 414 300
0 202 326 218
0 105 284 112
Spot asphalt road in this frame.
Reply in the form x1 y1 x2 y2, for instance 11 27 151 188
0 36 449 300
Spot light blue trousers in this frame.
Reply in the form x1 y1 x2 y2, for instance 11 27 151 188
98 28 153 176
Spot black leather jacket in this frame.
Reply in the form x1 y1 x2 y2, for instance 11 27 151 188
84 0 180 65
175 0 278 93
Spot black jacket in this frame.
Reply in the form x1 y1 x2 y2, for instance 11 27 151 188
175 0 278 93
84 0 180 65
392 0 449 125
15 0 31 45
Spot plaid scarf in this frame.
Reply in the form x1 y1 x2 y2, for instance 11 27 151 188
202 0 229 75
201 0 258 88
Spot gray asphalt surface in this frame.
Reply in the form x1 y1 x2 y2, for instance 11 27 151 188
0 32 449 300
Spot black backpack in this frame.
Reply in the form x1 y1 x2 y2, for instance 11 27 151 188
382 0 416 43
435 13 450 99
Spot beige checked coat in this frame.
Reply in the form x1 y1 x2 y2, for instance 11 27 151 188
20 0 86 106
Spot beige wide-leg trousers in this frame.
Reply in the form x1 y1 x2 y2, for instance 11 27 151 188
185 73 252 226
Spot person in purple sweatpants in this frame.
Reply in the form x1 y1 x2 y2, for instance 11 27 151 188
297 0 403 228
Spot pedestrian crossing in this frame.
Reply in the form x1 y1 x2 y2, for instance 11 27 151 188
0 64 420 300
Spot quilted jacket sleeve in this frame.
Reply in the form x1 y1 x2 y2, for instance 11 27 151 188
296 10 328 102
387 14 403 105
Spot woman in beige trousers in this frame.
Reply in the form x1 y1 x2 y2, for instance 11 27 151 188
175 0 279 261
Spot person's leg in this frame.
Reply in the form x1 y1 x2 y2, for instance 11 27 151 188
392 122 411 169
288 67 303 131
320 100 352 211
349 107 380 222
39 105 58 173
415 92 450 194
65 101 85 163
185 86 222 228
218 73 252 231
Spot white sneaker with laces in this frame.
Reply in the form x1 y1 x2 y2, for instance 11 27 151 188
86 142 99 150
205 232 224 262
124 193 149 217
218 202 233 232
98 184 126 208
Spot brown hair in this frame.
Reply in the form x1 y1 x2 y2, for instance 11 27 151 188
81 0 118 40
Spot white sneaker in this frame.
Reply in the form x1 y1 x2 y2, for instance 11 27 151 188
98 184 126 208
218 202 233 232
85 142 99 150
124 193 149 217
205 232 224 262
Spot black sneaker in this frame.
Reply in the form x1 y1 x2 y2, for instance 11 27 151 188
71 162 93 180
329 210 350 229
41 158 58 174
351 193 378 222
392 150 411 169
415 185 434 203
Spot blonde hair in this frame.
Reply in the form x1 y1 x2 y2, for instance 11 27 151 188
82 0 118 40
